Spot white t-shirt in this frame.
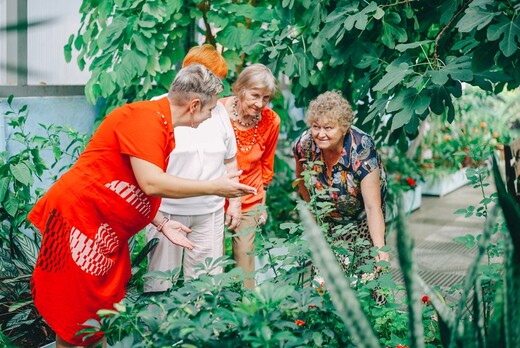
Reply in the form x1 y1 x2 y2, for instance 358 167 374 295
152 95 237 215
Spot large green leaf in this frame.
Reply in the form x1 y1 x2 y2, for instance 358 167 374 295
142 1 168 21
97 17 128 50
3 192 19 217
492 156 520 263
373 59 412 92
456 2 497 33
343 2 379 31
387 90 430 132
226 4 274 22
381 12 407 49
0 177 9 202
428 84 455 120
10 162 33 186
487 16 520 57
429 56 473 85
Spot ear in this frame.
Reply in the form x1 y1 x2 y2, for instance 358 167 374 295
189 99 201 114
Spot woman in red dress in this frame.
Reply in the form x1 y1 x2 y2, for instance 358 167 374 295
28 64 256 347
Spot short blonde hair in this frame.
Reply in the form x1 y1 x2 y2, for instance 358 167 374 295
306 90 353 131
182 44 228 79
168 64 223 106
232 63 277 99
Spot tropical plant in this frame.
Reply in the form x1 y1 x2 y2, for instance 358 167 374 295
69 0 520 146
0 96 89 347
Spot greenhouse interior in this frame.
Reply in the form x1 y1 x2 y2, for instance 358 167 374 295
1 1 520 347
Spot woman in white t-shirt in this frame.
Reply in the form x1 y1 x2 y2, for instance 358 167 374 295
145 45 242 291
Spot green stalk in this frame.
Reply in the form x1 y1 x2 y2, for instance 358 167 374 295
395 193 424 348
298 205 381 348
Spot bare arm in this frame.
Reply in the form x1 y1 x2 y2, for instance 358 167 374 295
360 169 389 264
224 156 242 230
130 157 256 198
150 212 195 249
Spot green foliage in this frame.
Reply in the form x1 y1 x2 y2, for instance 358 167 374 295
71 1 520 145
0 96 90 347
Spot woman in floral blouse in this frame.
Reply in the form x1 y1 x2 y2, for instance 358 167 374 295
293 90 388 272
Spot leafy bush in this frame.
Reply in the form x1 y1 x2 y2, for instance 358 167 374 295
0 96 89 347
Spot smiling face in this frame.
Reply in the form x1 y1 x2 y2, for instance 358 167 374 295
310 118 346 152
238 87 271 117
191 95 218 128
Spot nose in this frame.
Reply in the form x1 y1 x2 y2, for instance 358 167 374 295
318 128 327 138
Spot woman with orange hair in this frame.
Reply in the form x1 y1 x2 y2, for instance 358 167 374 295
145 45 243 291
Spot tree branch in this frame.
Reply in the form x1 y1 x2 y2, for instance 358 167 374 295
433 0 473 68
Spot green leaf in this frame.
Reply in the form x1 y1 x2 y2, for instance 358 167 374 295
0 177 9 202
430 56 473 85
381 12 407 48
456 4 497 33
97 17 128 51
395 40 433 52
218 25 243 50
132 33 154 56
64 34 73 63
344 2 379 31
373 60 412 92
226 4 273 22
4 192 19 217
10 162 33 186
282 52 298 77
387 90 430 132
428 84 455 119
492 156 520 263
487 16 520 57
142 1 168 21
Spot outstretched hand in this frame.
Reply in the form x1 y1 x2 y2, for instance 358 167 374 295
214 170 257 198
161 220 195 250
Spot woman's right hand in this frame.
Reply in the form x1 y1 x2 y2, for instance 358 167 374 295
213 170 257 198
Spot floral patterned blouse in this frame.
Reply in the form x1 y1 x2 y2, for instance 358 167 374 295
293 126 387 224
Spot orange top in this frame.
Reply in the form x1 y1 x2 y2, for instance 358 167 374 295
28 98 174 345
220 97 281 212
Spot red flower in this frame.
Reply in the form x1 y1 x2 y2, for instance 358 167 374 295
295 319 305 327
405 177 416 188
309 304 318 309
396 345 409 348
421 295 430 305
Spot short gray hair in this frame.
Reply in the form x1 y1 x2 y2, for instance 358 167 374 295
232 63 277 100
306 90 353 131
168 64 224 106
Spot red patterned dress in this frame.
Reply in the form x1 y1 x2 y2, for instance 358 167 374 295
28 98 174 345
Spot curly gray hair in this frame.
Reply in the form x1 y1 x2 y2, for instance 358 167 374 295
168 64 224 106
306 90 353 131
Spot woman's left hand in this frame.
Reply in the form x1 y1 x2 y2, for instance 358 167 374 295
375 250 390 272
162 220 195 250
257 211 268 226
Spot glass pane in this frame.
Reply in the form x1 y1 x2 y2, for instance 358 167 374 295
27 0 90 85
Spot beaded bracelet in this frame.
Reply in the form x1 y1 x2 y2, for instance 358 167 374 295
156 217 169 233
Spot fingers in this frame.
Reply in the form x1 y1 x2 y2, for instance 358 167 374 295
228 215 241 230
225 214 231 226
226 170 243 180
237 183 257 196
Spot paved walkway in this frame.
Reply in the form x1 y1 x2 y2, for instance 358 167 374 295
386 180 494 291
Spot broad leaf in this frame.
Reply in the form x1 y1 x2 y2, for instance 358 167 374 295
381 12 407 49
487 16 520 57
456 4 497 33
97 17 127 51
430 56 473 85
10 162 33 186
373 59 412 92
387 90 430 132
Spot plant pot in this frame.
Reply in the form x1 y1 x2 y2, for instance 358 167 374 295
421 168 469 197
385 185 422 222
